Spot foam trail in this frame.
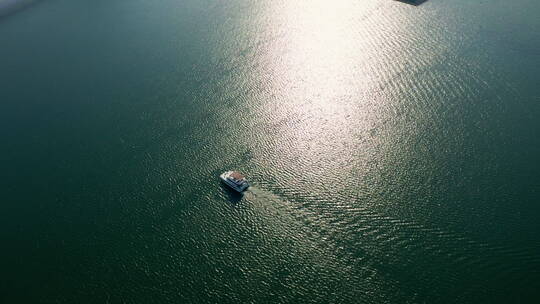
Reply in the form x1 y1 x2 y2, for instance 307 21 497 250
245 186 285 203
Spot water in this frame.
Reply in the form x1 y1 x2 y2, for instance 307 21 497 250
1 0 539 303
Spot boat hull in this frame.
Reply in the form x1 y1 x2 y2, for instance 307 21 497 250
220 171 249 192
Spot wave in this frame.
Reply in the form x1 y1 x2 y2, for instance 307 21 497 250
0 0 38 18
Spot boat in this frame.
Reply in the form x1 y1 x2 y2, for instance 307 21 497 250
220 171 249 192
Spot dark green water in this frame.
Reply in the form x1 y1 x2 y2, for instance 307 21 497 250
1 0 539 303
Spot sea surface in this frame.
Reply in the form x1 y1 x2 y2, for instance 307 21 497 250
1 0 539 303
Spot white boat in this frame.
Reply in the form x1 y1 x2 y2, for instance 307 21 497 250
220 171 249 192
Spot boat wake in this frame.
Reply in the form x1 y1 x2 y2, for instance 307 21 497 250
245 186 284 203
